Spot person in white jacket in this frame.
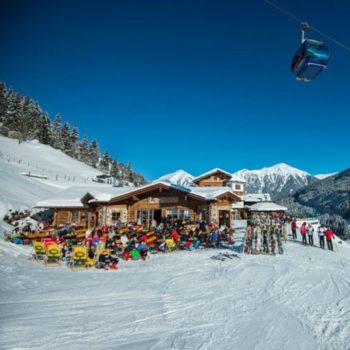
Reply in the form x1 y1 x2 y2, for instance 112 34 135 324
307 224 314 246
318 225 325 249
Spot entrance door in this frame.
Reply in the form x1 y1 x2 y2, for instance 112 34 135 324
219 210 231 228
153 210 162 225
89 213 96 228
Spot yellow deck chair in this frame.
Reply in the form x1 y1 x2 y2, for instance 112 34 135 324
32 241 46 261
45 243 61 266
95 248 112 269
71 246 88 269
165 238 177 251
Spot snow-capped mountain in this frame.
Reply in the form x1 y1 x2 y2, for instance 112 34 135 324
233 163 317 199
154 170 194 187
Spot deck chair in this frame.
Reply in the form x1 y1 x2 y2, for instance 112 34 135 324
130 249 140 260
96 248 112 269
165 238 177 251
71 246 88 269
32 241 46 261
45 243 61 266
75 230 86 240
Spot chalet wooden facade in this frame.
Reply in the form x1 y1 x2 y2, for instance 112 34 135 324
34 168 286 229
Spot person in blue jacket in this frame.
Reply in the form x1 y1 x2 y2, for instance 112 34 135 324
137 241 150 260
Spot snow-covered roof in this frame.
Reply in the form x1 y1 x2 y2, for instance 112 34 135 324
190 186 237 200
35 181 242 208
109 181 195 203
249 202 287 212
243 193 271 202
192 168 233 182
231 201 245 209
229 175 246 183
87 187 135 203
35 185 134 208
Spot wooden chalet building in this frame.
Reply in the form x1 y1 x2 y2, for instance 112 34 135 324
34 168 286 229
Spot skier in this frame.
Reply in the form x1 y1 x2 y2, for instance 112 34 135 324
318 224 325 249
325 227 335 251
300 222 307 245
291 219 298 240
307 224 314 246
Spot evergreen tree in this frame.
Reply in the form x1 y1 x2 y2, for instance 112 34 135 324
79 136 90 163
0 81 7 123
61 122 72 154
110 159 119 178
22 97 42 140
38 112 52 144
51 114 63 149
70 126 79 158
4 92 24 133
99 151 110 174
88 139 100 168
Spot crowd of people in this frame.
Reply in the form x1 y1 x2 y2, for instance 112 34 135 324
245 214 336 255
296 220 335 251
5 220 238 269
4 214 338 270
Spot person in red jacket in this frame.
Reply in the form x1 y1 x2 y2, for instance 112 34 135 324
300 222 307 245
325 227 335 251
171 229 179 242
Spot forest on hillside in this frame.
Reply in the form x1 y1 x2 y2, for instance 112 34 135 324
0 82 146 186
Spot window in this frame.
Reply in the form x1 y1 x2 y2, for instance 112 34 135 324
72 211 79 222
167 209 190 220
111 211 121 222
136 210 151 226
235 184 241 190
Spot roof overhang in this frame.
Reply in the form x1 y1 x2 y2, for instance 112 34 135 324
109 181 206 204
212 191 242 201
192 168 233 183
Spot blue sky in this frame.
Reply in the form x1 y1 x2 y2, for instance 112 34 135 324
1 0 349 180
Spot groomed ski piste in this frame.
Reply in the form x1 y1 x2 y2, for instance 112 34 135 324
1 223 350 350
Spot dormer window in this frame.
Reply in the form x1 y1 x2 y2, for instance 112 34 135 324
235 184 241 190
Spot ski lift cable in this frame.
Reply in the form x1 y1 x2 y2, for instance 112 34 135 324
264 0 350 53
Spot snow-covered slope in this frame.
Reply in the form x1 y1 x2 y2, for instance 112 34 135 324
155 169 194 187
1 225 350 350
233 163 316 199
315 172 338 180
0 135 104 218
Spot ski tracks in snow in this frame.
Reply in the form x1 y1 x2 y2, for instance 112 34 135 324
1 238 350 349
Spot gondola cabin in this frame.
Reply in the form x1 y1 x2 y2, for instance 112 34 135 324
291 39 330 81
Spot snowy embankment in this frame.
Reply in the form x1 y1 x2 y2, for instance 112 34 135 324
0 135 102 220
1 230 350 350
